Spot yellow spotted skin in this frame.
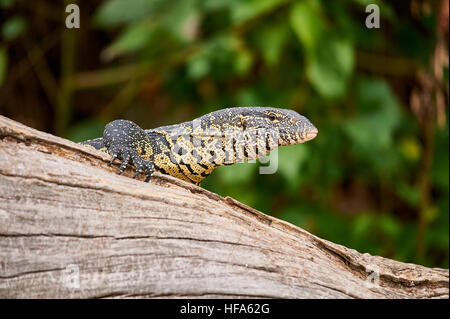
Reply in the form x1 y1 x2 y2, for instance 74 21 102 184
81 107 318 184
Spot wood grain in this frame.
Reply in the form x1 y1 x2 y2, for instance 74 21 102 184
0 115 448 298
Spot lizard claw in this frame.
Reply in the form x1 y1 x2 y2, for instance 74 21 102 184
102 119 155 182
116 150 131 175
131 153 154 182
107 147 153 182
108 153 118 166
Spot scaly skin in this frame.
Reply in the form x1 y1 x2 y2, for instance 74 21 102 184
81 107 318 185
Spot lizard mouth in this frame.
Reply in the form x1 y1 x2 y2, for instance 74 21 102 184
302 128 318 142
277 128 318 145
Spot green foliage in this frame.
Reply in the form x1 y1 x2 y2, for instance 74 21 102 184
94 0 159 28
290 0 354 99
1 15 26 41
66 120 105 143
0 9 26 86
277 144 310 189
343 78 403 175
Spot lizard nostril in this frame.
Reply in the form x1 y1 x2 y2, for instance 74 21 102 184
306 128 318 140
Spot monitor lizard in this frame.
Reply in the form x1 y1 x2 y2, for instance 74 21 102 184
80 107 318 185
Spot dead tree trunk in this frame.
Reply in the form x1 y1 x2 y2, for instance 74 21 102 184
0 115 448 298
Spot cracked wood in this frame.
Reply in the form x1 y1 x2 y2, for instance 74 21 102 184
0 115 448 298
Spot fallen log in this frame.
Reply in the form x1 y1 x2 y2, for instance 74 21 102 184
0 115 448 298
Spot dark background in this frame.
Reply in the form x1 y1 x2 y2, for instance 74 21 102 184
0 0 448 268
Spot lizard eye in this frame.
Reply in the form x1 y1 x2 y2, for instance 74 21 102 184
267 113 277 121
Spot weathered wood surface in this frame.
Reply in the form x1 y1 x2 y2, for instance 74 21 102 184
0 115 448 299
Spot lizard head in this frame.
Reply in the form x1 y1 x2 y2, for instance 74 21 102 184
236 107 318 146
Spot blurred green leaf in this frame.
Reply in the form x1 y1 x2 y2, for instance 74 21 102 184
66 120 106 142
344 78 402 150
217 161 257 185
95 0 160 28
187 35 250 80
277 144 309 188
396 182 421 207
233 48 253 75
279 207 307 228
162 0 199 41
290 0 354 99
188 53 210 79
255 22 289 66
202 0 239 10
231 0 286 23
236 88 264 106
0 0 14 9
352 213 373 239
307 38 354 99
104 21 156 58
2 15 26 40
378 214 401 239
290 0 324 52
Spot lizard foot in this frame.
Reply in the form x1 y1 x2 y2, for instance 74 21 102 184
103 119 155 182
108 146 154 182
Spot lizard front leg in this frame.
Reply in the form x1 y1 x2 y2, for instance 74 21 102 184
103 120 154 182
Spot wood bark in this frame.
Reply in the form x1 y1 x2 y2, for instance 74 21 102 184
0 115 448 299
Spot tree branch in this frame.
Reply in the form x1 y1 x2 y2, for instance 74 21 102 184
0 115 448 298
